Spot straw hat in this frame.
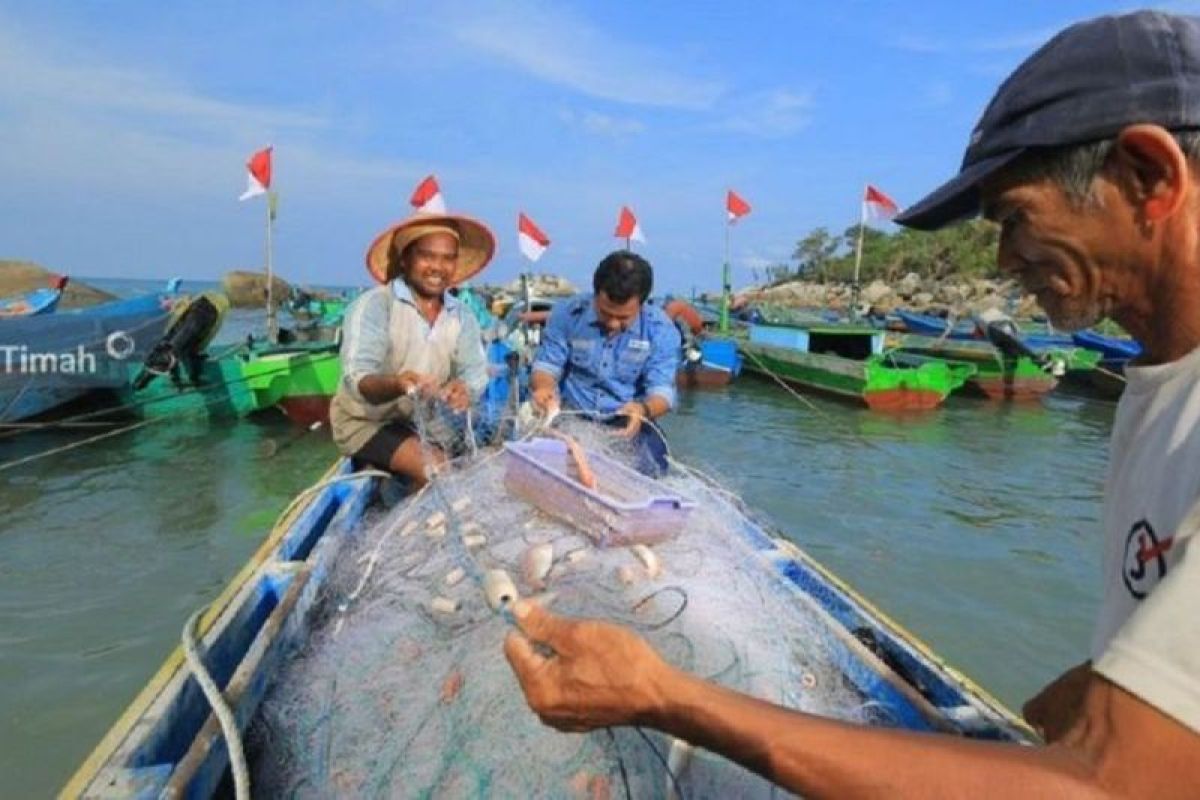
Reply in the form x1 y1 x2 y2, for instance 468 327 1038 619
365 213 496 285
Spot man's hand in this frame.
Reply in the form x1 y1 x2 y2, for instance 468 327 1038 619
440 379 471 413
395 371 435 398
1023 660 1092 742
531 385 560 415
615 401 647 438
504 600 671 732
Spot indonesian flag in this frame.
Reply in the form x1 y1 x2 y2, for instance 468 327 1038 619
864 184 899 220
518 212 550 262
410 174 446 214
726 189 751 223
238 146 272 201
614 205 645 243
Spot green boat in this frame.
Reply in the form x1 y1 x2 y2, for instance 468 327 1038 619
239 342 341 425
124 341 341 425
739 323 975 410
118 292 344 425
885 334 1101 401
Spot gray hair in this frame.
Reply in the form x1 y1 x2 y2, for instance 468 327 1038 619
1006 130 1200 206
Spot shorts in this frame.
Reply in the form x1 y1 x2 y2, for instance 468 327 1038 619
351 420 417 472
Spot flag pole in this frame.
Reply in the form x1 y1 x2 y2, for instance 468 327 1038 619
851 185 867 323
720 215 731 334
625 236 631 251
265 191 278 344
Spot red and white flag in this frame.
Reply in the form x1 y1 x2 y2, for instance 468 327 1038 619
238 146 272 201
518 212 550 262
409 174 446 214
726 189 751 223
864 184 899 220
614 205 645 243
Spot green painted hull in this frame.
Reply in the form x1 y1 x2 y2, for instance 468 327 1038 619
740 341 974 410
124 342 341 423
887 335 1100 401
240 345 341 425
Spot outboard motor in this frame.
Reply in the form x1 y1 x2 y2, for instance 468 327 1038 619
976 308 1066 377
133 292 228 390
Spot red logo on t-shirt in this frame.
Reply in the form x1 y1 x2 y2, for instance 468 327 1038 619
1122 519 1173 600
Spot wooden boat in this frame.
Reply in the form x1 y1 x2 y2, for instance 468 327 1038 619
0 274 68 317
1071 329 1141 362
239 343 341 425
0 289 174 423
888 335 1102 401
63 456 1032 797
739 322 975 410
122 341 342 425
895 309 1076 350
677 337 742 388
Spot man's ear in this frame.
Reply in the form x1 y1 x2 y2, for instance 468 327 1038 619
1113 125 1190 222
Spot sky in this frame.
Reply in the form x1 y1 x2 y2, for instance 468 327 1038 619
2 0 1197 294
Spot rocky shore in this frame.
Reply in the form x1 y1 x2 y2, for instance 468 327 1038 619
220 270 294 308
0 261 116 309
733 273 1041 318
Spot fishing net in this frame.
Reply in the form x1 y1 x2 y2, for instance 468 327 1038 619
247 407 886 799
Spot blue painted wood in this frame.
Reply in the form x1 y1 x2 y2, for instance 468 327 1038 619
750 325 811 351
698 338 742 375
1071 330 1141 362
0 290 174 421
0 285 63 317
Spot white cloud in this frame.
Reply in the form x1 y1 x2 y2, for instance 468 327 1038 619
558 108 645 138
717 89 814 139
0 13 420 198
453 3 724 110
921 80 954 108
0 24 323 136
890 26 1060 55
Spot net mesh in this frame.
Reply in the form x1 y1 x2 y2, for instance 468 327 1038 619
248 409 885 799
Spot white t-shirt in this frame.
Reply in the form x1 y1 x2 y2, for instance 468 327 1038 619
1092 342 1200 733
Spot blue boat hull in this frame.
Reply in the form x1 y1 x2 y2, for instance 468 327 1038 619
0 292 172 422
678 337 743 387
1071 330 1141 364
0 285 63 317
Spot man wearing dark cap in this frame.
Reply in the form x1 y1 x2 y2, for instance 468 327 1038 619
502 11 1200 796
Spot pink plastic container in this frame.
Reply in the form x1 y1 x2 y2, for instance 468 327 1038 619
502 438 695 546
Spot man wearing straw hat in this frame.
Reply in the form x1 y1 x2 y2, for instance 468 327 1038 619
505 11 1200 796
330 213 495 486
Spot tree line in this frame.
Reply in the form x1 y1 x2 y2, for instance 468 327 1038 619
759 220 1000 286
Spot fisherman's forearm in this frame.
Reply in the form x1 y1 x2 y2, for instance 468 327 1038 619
648 668 1106 799
357 374 408 405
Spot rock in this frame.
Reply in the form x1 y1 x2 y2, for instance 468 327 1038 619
898 272 922 294
0 260 115 309
500 274 577 298
1016 293 1042 318
910 291 934 309
871 295 902 314
221 270 292 308
860 280 892 305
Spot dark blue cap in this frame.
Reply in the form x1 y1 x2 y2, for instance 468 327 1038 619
897 11 1200 230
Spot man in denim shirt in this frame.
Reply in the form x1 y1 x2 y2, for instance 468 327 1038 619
530 250 680 475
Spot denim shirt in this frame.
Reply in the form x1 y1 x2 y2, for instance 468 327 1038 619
532 294 680 415
339 280 488 404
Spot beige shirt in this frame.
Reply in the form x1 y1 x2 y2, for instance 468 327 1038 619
330 281 486 455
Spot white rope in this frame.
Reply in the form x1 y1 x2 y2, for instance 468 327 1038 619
182 607 250 800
